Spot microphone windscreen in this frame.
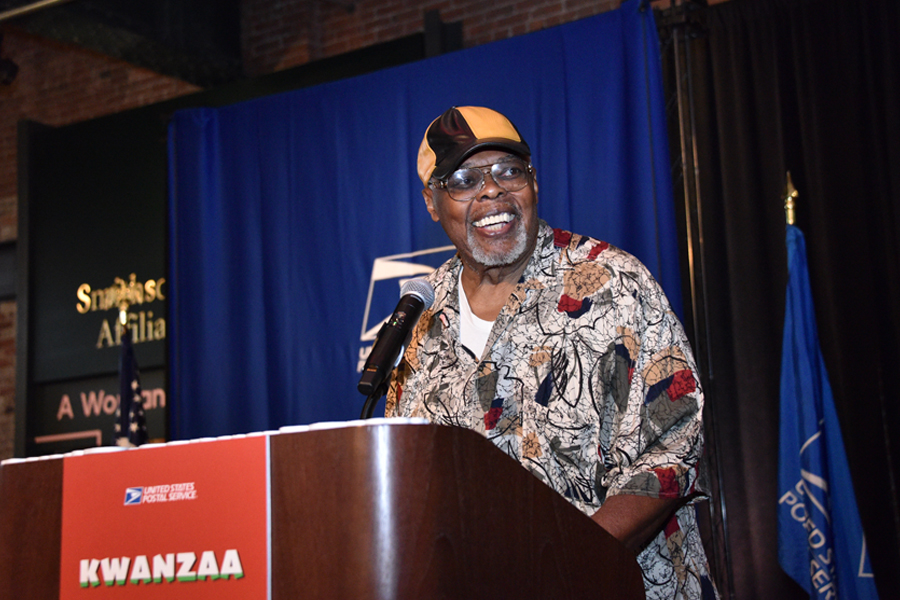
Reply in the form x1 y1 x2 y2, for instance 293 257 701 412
400 278 435 309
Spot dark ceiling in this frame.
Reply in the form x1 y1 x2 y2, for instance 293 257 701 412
0 0 244 88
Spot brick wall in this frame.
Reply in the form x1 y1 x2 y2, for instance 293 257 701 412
0 0 634 459
242 0 620 75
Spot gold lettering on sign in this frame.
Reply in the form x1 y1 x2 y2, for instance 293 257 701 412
75 274 166 314
96 319 116 348
95 311 167 349
76 284 92 314
77 274 167 350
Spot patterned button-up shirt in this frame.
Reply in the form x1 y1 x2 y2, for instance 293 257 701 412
387 221 717 599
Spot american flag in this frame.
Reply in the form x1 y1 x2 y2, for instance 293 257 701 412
115 328 148 447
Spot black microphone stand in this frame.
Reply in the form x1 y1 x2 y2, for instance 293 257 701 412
356 278 434 420
359 380 388 420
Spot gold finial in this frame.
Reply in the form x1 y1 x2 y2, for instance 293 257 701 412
114 274 139 331
784 171 798 225
118 300 129 329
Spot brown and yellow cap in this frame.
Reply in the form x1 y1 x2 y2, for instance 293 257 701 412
417 106 531 185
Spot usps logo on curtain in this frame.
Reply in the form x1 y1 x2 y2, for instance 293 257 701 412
358 246 455 371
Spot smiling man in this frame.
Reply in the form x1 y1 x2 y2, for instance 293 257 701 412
387 106 718 600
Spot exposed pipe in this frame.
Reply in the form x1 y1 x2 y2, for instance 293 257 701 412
656 1 736 598
0 0 77 23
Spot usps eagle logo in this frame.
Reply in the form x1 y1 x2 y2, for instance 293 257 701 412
357 246 455 372
124 487 143 506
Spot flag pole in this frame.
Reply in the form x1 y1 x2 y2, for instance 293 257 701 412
114 278 148 447
784 171 798 225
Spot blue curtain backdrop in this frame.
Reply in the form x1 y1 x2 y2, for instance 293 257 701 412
168 0 680 439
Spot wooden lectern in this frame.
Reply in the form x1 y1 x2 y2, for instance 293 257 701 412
1 422 645 599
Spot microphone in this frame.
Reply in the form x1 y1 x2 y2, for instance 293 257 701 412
357 278 435 397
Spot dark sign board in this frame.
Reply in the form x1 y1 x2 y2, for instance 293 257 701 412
19 113 169 456
27 114 168 383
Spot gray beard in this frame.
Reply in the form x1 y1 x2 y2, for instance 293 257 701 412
467 220 529 267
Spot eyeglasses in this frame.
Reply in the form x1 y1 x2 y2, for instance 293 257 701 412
431 158 534 201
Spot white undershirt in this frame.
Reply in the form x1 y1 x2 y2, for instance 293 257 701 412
458 270 494 357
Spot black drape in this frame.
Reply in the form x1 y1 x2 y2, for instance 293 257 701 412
675 0 900 598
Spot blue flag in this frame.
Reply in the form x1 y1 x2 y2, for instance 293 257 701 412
115 328 148 447
778 224 879 599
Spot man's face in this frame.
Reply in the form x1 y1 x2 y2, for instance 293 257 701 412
423 150 539 271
